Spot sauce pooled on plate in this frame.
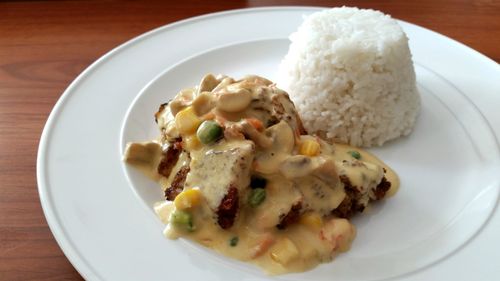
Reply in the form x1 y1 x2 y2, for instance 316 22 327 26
123 74 399 274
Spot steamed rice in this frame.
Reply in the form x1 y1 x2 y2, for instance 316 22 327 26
278 7 420 147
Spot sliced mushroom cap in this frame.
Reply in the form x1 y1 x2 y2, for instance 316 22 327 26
191 91 215 116
198 74 220 93
211 77 234 93
216 87 252 113
163 121 180 142
123 141 162 165
312 157 339 186
170 88 195 116
280 155 339 186
253 121 295 174
239 120 272 148
266 121 295 153
280 155 314 179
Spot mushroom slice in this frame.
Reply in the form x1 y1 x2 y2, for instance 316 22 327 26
198 74 219 93
216 87 252 113
280 156 339 186
191 91 214 116
253 121 295 174
211 77 235 93
239 120 272 148
169 88 195 116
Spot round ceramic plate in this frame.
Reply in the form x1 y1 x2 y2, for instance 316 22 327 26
37 7 500 281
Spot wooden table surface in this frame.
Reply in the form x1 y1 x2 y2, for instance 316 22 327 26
0 0 499 280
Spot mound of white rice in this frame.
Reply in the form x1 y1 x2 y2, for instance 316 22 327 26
278 7 420 147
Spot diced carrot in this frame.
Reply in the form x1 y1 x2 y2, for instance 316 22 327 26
319 218 355 253
201 111 215 120
250 234 275 258
215 115 227 126
246 118 264 131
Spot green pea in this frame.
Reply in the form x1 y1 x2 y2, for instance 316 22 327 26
197 120 223 144
248 188 266 207
348 150 361 160
170 209 195 232
229 236 239 247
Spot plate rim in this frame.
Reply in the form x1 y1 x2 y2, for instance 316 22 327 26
36 6 500 281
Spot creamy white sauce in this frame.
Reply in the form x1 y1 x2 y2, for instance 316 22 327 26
125 138 398 274
123 74 400 275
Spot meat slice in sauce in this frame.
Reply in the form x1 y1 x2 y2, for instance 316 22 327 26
277 201 303 229
270 91 307 135
333 174 391 218
332 176 365 218
164 165 190 201
184 140 255 227
217 186 239 229
251 177 303 230
157 141 182 178
124 74 401 275
373 176 391 200
279 155 345 218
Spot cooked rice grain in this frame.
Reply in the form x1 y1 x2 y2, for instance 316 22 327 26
278 7 420 147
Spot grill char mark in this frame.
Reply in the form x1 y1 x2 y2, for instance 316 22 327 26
157 141 182 178
164 165 190 201
217 186 239 229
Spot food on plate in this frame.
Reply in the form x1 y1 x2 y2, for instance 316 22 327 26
123 74 399 274
278 7 420 147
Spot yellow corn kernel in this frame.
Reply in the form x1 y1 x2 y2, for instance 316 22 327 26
299 139 320 156
270 237 299 266
299 212 323 230
174 188 202 210
175 106 201 135
184 135 201 151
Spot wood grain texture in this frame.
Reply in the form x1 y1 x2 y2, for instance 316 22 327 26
0 0 498 280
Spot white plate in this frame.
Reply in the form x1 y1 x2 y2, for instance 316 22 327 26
37 7 500 281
